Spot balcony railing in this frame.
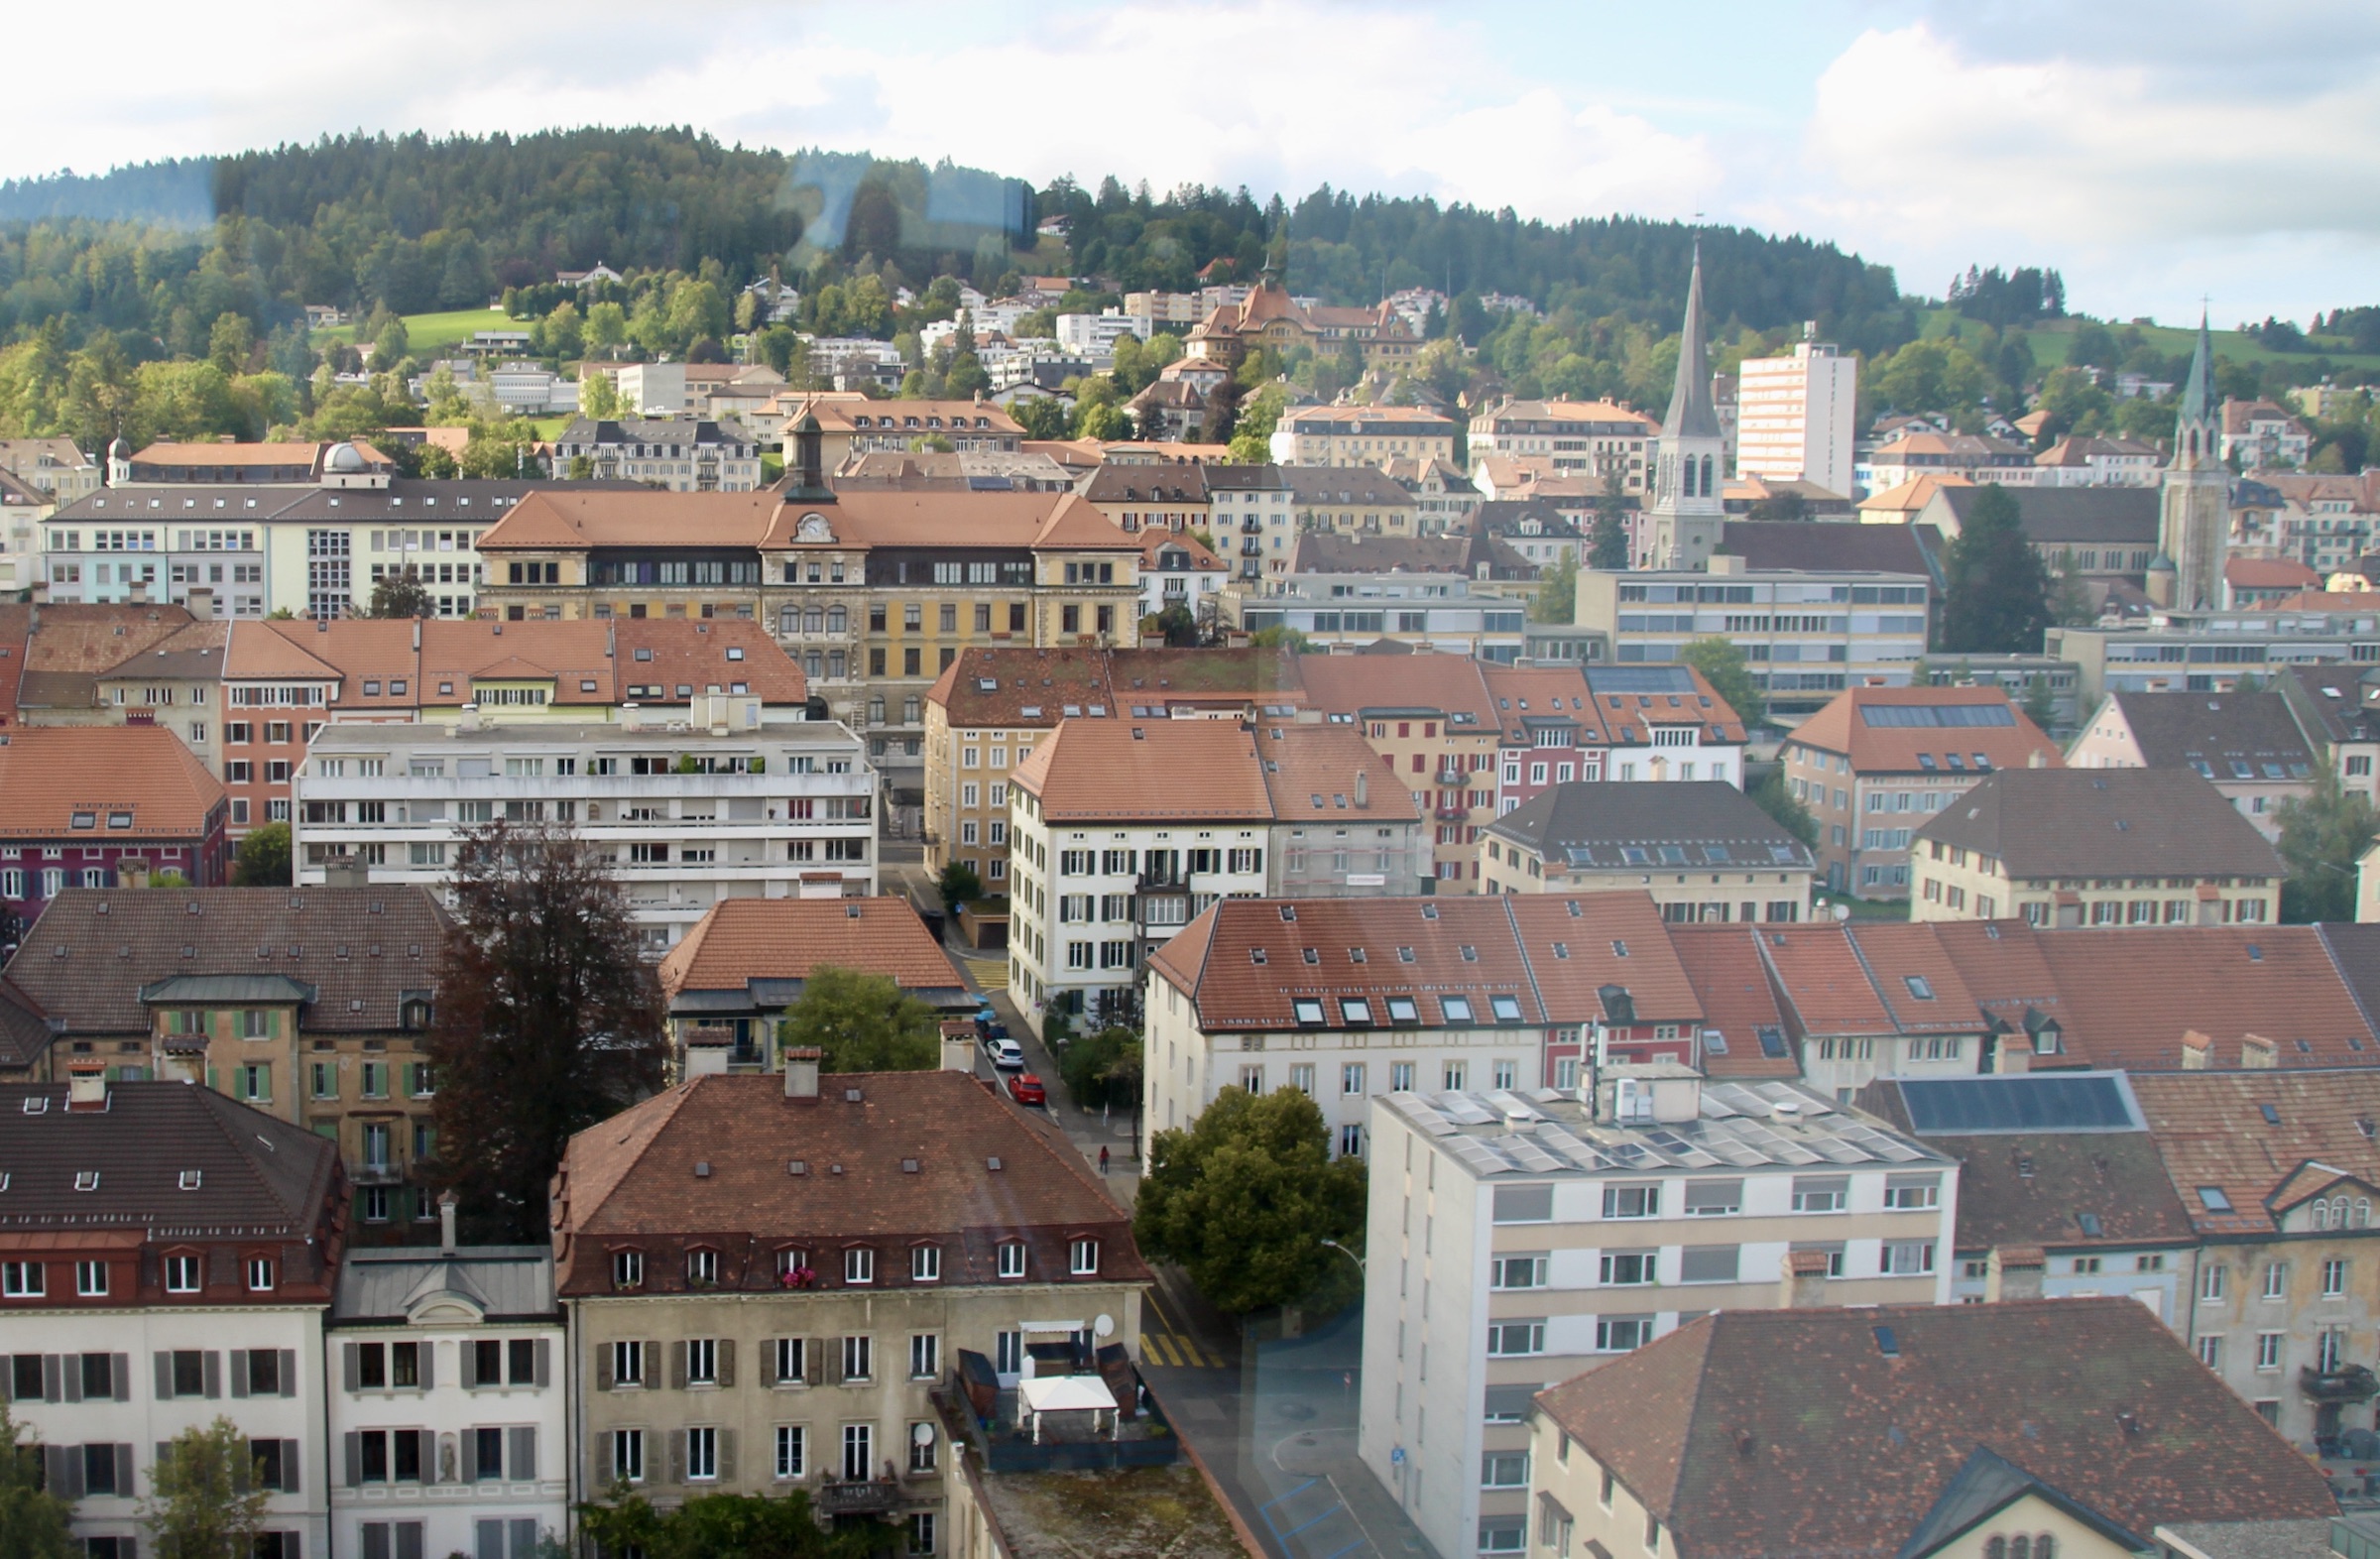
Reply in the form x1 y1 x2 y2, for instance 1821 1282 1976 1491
815 1479 902 1515
2302 1364 2380 1402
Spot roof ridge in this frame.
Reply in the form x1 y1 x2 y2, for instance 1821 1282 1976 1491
1839 922 1903 1034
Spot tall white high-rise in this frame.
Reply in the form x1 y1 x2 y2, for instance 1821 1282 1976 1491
1735 327 1858 498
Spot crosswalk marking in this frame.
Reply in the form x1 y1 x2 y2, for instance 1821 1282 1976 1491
1141 1305 1219 1370
963 956 1010 992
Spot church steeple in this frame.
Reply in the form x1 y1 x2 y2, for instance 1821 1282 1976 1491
1643 242 1726 570
2154 306 2228 611
2173 309 2217 465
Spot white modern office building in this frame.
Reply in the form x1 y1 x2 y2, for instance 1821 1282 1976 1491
1734 336 1858 498
293 699 877 946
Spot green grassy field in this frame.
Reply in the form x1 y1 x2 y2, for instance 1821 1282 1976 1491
1917 308 2380 375
312 306 515 356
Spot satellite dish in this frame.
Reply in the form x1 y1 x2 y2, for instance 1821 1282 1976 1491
1832 903 1850 922
911 1422 935 1447
1094 1313 1115 1339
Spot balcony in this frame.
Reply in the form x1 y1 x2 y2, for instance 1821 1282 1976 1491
2303 1365 2380 1403
815 1479 902 1516
1241 520 1262 534
1435 804 1470 821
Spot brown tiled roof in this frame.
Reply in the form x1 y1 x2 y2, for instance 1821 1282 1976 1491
1533 1300 2335 1559
1666 926 1799 1077
1139 529 1225 573
0 602 30 722
1842 923 1987 1035
2098 690 2317 775
225 620 346 681
1927 919 2069 1035
0 726 224 840
16 604 196 711
96 618 229 682
927 647 1115 729
1755 922 1898 1037
1784 685 2060 775
2320 923 2380 1037
1012 718 1273 822
656 899 964 1002
1146 896 1549 1032
609 619 807 705
1108 648 1304 705
0 1079 341 1236
478 489 781 550
1505 895 1698 1024
1294 651 1494 722
1253 724 1416 822
550 1070 1143 1294
1578 664 1748 746
6 886 447 1035
1915 769 2281 879
1084 463 1211 505
2130 1069 2380 1236
2226 558 2322 589
2044 925 2377 1068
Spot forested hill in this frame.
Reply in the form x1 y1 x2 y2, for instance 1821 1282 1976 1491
0 127 1905 351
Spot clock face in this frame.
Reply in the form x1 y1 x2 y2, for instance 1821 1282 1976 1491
796 515 833 541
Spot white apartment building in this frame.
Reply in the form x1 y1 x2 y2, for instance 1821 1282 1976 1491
329 1225 569 1559
1358 1073 1957 1559
1575 557 1932 716
1054 310 1145 360
0 1076 341 1559
1226 574 1529 660
292 702 877 946
1734 337 1857 499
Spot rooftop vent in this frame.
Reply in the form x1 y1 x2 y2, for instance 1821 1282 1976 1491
694 1162 712 1178
787 1160 807 1176
844 1088 863 1103
987 1156 1004 1171
901 1159 920 1173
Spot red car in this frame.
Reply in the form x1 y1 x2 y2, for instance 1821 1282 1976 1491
1009 1072 1047 1107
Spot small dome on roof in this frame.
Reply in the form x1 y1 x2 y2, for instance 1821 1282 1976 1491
107 436 129 458
324 442 368 474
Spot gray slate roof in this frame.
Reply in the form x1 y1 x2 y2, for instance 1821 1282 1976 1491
1935 485 2160 545
2104 689 2316 777
333 1245 556 1323
0 1080 338 1234
1485 780 1814 870
1914 769 2282 879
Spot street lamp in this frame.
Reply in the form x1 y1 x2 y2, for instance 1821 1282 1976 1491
1320 1239 1366 1273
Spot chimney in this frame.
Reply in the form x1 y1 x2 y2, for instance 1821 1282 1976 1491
940 1020 978 1073
457 704 481 734
29 582 46 609
128 580 150 606
1985 1245 2046 1303
185 587 214 622
2241 1034 2277 1070
2181 1031 2211 1070
437 1190 458 1255
1354 768 1368 809
1992 1039 2031 1075
784 1045 822 1100
64 1062 108 1112
1779 1250 1831 1309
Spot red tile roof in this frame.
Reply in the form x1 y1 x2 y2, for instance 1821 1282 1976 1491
1784 685 2061 775
0 725 224 840
1505 895 1698 1024
2129 1068 2380 1237
1842 922 1986 1034
657 898 965 1002
1666 926 1799 1077
551 1070 1143 1295
1012 718 1274 822
1755 922 1899 1037
2028 926 2374 1069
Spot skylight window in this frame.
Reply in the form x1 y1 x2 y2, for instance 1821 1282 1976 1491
2199 1186 2233 1213
1490 996 1523 1022
1441 996 1475 1023
1386 997 1418 1022
1904 975 1935 1001
1340 999 1372 1025
1292 999 1326 1025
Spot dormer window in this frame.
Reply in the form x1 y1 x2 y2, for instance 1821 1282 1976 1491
73 1171 98 1191
178 1170 202 1190
844 1247 875 1285
687 1248 719 1285
612 1250 645 1289
997 1242 1026 1279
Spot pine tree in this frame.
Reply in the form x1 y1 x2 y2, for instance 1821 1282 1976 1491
1938 484 2052 655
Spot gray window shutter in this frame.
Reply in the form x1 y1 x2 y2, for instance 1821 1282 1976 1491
509 1427 535 1483
475 1520 503 1559
533 1339 550 1388
417 1344 433 1390
460 1343 478 1389
416 1430 436 1486
717 1340 735 1388
280 1351 297 1398
397 1521 424 1559
280 1537 295 1559
154 1353 172 1400
461 1429 478 1484
343 1343 360 1392
647 1341 661 1387
717 1429 735 1485
669 1341 687 1390
596 1431 614 1486
54 1444 83 1499
282 1440 300 1495
759 1341 777 1387
115 1445 134 1497
343 1431 361 1489
594 1345 613 1391
808 1337 823 1386
42 1355 60 1403
666 1429 684 1486
61 1360 81 1404
827 1338 843 1385
202 1352 220 1399
113 1355 131 1402
510 1519 536 1559
122 1537 138 1559
229 1351 250 1398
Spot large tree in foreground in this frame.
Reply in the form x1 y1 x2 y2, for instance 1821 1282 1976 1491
144 1419 269 1559
1135 1086 1366 1315
2275 768 2379 923
1681 635 1766 731
1938 483 2053 655
426 821 666 1242
0 1401 76 1559
776 966 938 1073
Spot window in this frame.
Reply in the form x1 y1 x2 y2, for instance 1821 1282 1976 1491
844 1247 875 1285
2325 1259 2349 1297
1883 1175 1940 1211
843 1335 873 1381
2257 1332 2285 1371
0 1261 42 1297
1491 1255 1547 1289
909 1512 937 1556
1683 1179 1742 1216
1602 1250 1657 1285
687 1248 719 1285
909 1422 938 1475
1602 1184 1659 1219
1597 1316 1653 1353
1792 1176 1848 1213
1482 1452 1529 1488
165 1255 201 1292
1343 1063 1367 1095
1070 1239 1100 1275
910 1334 939 1379
686 1339 718 1385
685 1426 718 1482
1880 1241 1936 1275
1486 1320 1545 1356
2263 1262 2288 1300
770 1424 805 1481
2198 1335 2222 1370
911 1245 941 1282
76 1260 108 1297
247 1257 276 1291
2201 1264 2228 1302
998 1242 1026 1278
611 1341 646 1387
843 1423 874 1482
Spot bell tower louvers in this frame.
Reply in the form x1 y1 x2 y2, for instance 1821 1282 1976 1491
2153 311 2228 611
1644 245 1726 570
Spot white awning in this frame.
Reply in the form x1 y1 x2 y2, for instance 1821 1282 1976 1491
1018 1319 1085 1333
1019 1375 1116 1414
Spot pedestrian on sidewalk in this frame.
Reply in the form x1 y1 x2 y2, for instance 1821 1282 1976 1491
1099 1145 1110 1175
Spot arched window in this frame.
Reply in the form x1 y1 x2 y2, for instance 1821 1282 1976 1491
1987 1539 2007 1559
803 608 823 634
2355 1199 2371 1229
2314 1200 2330 1230
1700 455 1715 497
2010 1535 2031 1559
2036 1535 2057 1559
827 606 846 634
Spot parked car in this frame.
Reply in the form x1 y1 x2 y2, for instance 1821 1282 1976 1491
984 1036 1025 1070
976 1018 1010 1041
1008 1072 1046 1107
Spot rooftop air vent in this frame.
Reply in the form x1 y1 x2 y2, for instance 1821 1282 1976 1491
986 1157 1004 1171
694 1162 712 1178
787 1160 807 1176
844 1089 863 1103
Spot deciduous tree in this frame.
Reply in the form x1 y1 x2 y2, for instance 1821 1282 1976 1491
1135 1087 1367 1315
0 1400 76 1559
366 570 432 619
425 821 667 1242
144 1419 269 1559
2275 769 2379 923
775 965 937 1073
230 823 292 888
578 1488 872 1559
1529 552 1577 623
1681 636 1765 730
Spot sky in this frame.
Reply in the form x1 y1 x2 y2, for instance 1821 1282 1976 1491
9 0 2379 326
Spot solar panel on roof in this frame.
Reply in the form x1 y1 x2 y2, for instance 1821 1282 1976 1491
1896 1073 2139 1135
1584 666 1697 693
